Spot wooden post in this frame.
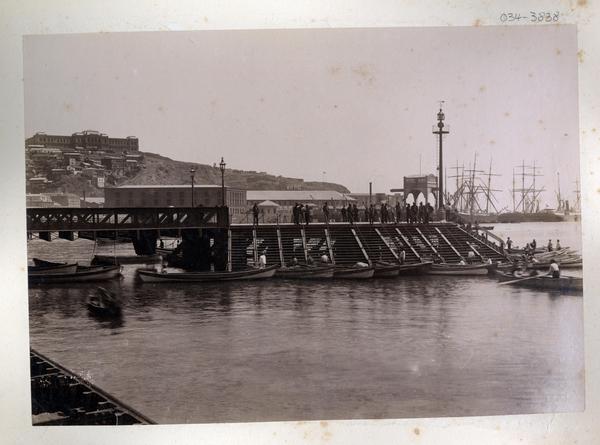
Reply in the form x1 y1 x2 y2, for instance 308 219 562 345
227 229 232 272
276 227 285 266
252 227 258 266
300 228 309 263
324 228 335 264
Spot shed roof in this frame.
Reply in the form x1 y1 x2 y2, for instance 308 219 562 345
247 190 354 201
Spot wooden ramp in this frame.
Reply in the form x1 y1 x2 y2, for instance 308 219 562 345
228 222 508 270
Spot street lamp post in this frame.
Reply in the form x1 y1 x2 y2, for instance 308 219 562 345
190 167 196 207
219 157 226 206
432 104 449 211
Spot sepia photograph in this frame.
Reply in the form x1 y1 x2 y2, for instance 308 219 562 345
23 25 584 425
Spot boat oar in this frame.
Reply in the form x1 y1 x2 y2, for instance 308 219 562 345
498 275 542 286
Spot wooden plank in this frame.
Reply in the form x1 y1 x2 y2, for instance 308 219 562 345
350 228 371 265
434 227 463 260
374 228 399 260
394 228 421 260
415 227 444 262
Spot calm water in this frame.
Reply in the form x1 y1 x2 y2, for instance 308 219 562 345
28 222 584 423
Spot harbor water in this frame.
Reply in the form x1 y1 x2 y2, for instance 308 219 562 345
27 222 584 423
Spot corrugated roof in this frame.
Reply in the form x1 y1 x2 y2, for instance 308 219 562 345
257 200 280 207
247 190 354 201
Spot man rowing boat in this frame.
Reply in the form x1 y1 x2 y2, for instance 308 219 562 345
547 259 560 278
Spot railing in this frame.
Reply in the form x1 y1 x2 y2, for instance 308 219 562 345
26 206 229 232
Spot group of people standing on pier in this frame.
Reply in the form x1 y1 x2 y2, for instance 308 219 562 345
251 200 436 225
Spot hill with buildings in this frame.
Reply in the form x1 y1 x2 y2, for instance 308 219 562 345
121 152 350 193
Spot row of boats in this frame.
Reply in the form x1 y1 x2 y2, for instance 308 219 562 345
27 249 583 293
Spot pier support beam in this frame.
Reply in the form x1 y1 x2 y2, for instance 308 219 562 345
350 228 371 265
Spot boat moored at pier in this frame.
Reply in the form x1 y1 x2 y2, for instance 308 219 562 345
137 265 278 283
427 262 495 276
275 265 335 279
28 265 122 284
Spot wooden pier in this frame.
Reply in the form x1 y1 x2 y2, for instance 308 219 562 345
228 222 507 270
26 207 509 270
30 348 154 425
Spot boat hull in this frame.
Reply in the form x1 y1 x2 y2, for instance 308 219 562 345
28 262 78 275
427 263 493 276
373 262 401 278
333 267 375 279
92 254 163 265
28 265 121 284
276 265 335 279
397 262 433 275
137 265 278 282
497 272 583 293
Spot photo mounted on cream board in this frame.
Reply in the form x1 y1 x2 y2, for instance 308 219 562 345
23 24 583 425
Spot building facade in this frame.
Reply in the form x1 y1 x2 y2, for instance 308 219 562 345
104 185 247 222
26 130 139 152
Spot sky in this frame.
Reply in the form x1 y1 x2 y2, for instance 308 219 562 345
24 26 580 209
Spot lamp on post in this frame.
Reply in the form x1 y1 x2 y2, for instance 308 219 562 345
219 157 226 206
189 167 196 207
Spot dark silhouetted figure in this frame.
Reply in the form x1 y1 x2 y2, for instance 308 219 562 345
304 205 311 225
252 203 260 225
322 202 330 223
341 205 347 222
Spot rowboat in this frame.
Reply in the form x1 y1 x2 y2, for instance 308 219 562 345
496 271 583 293
333 265 375 279
528 261 583 270
87 287 122 317
92 254 163 265
373 261 401 278
427 262 495 276
137 265 278 283
29 259 78 275
28 265 122 284
397 261 433 275
276 265 335 279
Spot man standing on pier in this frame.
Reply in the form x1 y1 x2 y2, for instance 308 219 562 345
395 202 402 223
405 203 411 223
322 202 330 223
304 205 311 225
341 204 347 222
252 203 260 226
352 204 359 223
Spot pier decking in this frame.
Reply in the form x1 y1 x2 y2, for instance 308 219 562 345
30 349 154 425
229 222 507 270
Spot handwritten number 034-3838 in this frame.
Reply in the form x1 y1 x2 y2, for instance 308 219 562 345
500 12 560 23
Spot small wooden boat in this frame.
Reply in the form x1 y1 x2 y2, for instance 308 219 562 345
528 261 583 270
137 265 278 283
28 265 121 284
87 287 122 317
28 259 78 275
276 265 335 279
373 261 401 278
333 265 375 279
92 254 163 265
427 262 495 276
496 271 583 293
397 261 433 275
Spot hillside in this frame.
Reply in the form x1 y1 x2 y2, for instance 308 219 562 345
119 152 350 193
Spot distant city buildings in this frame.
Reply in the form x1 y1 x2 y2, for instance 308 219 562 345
26 130 139 152
25 130 144 197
